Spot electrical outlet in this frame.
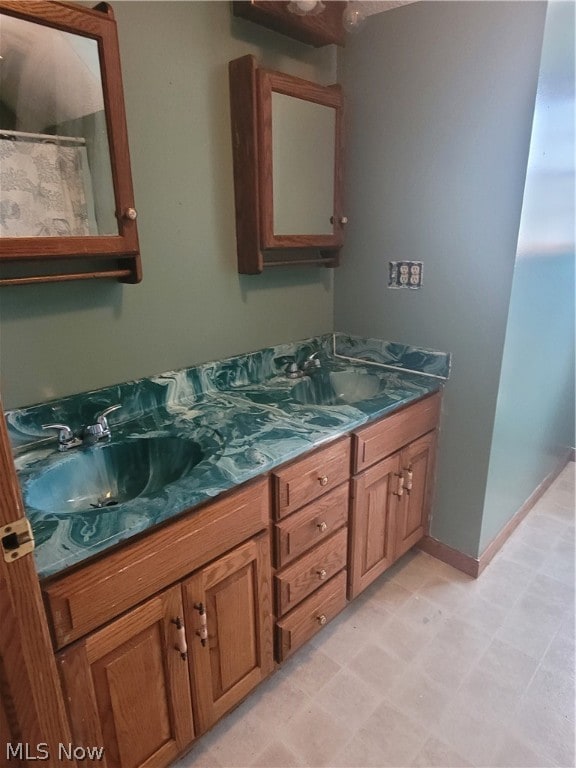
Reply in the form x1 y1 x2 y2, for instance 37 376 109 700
389 261 423 289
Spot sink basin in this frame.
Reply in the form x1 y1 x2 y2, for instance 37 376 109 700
25 436 210 515
290 370 386 406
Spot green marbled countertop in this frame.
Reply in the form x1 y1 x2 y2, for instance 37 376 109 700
7 334 449 579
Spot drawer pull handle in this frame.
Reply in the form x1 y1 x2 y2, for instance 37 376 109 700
317 568 328 581
403 467 413 494
318 475 329 487
317 521 328 533
171 617 188 660
194 602 208 647
317 614 327 626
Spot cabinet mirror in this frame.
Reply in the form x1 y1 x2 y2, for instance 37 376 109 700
229 55 345 274
270 92 335 237
0 1 141 285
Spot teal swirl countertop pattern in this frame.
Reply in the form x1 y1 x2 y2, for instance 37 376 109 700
7 334 450 579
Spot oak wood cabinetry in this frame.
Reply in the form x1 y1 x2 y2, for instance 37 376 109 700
46 478 273 768
275 527 347 615
395 431 437 559
232 2 346 48
271 437 351 660
348 393 441 599
58 586 195 768
183 534 274 734
229 55 345 273
37 392 441 767
0 1 141 286
276 569 347 661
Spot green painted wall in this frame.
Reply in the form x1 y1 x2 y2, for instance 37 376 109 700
0 2 336 409
335 1 547 557
1 0 566 565
480 1 575 553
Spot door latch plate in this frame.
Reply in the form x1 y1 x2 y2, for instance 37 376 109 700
2 519 35 563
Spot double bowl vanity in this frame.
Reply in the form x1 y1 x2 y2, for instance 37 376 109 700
8 333 449 768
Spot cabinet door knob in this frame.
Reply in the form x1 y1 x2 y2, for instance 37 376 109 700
318 475 329 487
317 521 328 533
123 207 138 220
317 568 328 581
316 614 327 626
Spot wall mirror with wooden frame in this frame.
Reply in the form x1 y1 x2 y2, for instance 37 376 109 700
229 55 345 274
0 1 141 286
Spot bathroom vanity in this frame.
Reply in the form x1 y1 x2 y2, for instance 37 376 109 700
5 334 449 768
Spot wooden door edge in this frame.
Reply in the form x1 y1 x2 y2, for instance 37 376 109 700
0 401 75 766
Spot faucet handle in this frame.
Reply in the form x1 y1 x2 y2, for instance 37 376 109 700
96 404 121 425
303 352 322 371
41 423 81 451
91 404 121 439
42 423 73 440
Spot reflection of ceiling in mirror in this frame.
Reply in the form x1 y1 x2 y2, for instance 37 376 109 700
356 1 419 14
0 14 104 132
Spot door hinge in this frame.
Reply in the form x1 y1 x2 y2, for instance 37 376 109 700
2 519 35 563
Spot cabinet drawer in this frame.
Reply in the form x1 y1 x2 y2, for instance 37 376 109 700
275 527 347 616
276 570 347 662
43 477 269 649
274 483 349 568
353 393 441 473
272 437 351 520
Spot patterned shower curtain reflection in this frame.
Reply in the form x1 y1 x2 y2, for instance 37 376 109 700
0 136 97 237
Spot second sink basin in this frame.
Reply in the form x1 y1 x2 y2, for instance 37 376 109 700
25 435 213 515
290 370 386 406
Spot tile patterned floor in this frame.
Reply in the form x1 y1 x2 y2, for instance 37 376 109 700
175 463 575 768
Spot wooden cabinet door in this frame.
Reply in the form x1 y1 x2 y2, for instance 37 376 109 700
58 586 195 768
348 452 401 599
395 431 437 559
183 533 274 734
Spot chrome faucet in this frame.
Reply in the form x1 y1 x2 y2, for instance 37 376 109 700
302 351 322 373
284 352 322 379
41 423 83 451
285 361 304 379
42 405 121 451
82 405 122 444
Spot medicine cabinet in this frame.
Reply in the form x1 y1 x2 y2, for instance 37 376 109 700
229 55 345 274
232 1 346 48
0 1 141 286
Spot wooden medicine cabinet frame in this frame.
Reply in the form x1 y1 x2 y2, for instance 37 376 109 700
0 1 141 286
229 55 345 274
232 1 347 48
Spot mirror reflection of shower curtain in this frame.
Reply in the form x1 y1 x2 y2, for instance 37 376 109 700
0 136 97 237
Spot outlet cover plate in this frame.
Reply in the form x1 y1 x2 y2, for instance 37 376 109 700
389 261 423 289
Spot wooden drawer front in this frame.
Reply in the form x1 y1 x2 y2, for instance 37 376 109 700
274 483 349 568
273 437 351 520
276 570 347 662
44 477 270 649
353 393 441 474
275 527 347 616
